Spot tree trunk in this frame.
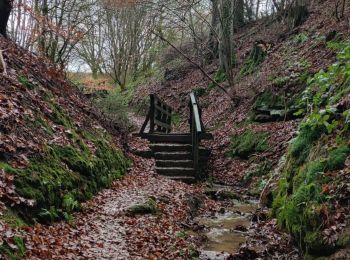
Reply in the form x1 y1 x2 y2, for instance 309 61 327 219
208 0 219 61
218 0 234 87
0 0 12 38
233 0 245 31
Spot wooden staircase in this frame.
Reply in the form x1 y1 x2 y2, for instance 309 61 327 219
133 93 213 183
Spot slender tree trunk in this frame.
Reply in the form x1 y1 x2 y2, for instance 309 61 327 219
233 0 245 31
0 0 12 38
218 0 234 87
208 0 219 61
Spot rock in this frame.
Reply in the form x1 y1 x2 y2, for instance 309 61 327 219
126 198 158 216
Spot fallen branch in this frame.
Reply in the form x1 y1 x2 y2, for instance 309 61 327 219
0 49 8 75
151 30 236 102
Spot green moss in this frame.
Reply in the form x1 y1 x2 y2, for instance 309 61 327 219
2 129 128 223
48 101 74 128
240 42 267 76
193 87 207 97
18 75 35 90
326 146 350 171
176 231 189 239
293 161 326 189
272 41 350 257
294 32 309 44
274 76 289 87
336 233 350 248
244 160 272 182
127 198 158 216
0 162 17 174
272 152 330 254
30 116 54 135
227 130 269 159
0 236 26 260
289 125 324 165
0 209 27 228
253 91 284 110
304 231 328 255
208 68 226 90
171 113 181 128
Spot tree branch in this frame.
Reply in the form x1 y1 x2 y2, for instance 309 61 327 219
150 30 235 102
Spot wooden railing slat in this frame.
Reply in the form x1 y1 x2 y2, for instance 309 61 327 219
154 119 172 130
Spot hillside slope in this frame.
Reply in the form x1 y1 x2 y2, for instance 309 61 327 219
132 0 350 257
0 36 129 254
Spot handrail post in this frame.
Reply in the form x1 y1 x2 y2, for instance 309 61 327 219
149 94 155 133
192 115 199 179
189 92 203 180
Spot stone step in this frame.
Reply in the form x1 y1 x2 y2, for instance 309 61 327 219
154 150 211 160
131 149 153 158
156 160 193 168
154 152 191 160
134 133 213 143
165 176 196 184
149 143 192 152
155 167 195 176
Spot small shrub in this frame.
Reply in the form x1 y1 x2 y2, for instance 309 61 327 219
171 113 181 128
193 87 207 97
176 231 189 239
273 76 289 87
38 207 60 223
227 130 269 159
96 91 130 128
62 193 80 213
294 33 309 44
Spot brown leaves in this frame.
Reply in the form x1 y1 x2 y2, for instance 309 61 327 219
8 154 200 259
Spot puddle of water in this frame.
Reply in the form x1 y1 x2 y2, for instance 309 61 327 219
197 200 258 258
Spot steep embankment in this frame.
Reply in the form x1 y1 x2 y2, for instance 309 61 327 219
0 37 129 255
132 0 350 257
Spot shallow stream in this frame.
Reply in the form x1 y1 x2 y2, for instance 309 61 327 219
197 199 258 259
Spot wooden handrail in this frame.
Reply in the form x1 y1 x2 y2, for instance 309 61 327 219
189 92 204 180
140 94 173 135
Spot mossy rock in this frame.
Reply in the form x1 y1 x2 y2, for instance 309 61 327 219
226 130 269 159
252 91 289 122
204 189 240 201
127 198 158 216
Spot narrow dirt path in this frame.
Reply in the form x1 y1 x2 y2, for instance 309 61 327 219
22 141 207 259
